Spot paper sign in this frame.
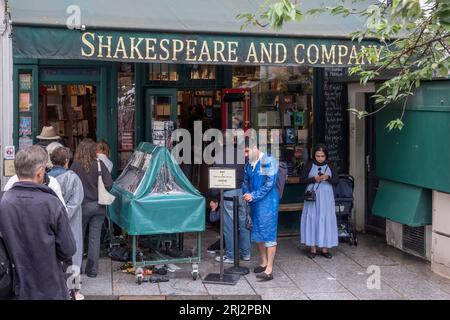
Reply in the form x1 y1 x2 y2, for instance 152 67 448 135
4 146 15 160
209 168 236 189
4 159 16 177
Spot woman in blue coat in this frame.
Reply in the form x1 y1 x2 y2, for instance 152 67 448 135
300 144 339 259
243 144 279 281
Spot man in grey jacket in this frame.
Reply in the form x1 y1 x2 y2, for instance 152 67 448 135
0 146 76 300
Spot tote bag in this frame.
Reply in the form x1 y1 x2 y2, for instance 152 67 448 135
97 160 116 205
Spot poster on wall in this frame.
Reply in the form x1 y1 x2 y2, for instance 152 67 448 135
19 93 31 112
19 74 32 91
19 117 32 136
293 111 304 126
285 128 296 144
19 136 33 150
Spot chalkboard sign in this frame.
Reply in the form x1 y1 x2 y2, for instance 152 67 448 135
323 68 349 174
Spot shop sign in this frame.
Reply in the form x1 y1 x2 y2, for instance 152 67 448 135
13 26 381 67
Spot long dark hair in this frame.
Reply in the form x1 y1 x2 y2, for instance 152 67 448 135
313 144 329 161
74 138 97 172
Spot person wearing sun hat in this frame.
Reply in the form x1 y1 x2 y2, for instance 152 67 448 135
36 126 65 148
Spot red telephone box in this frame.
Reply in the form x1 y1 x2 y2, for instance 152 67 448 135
221 88 251 131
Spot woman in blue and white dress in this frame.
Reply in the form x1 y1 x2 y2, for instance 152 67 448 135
299 144 339 259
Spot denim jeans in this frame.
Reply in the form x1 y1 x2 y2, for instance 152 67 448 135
223 188 251 260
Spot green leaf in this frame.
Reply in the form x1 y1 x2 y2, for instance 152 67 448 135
385 118 404 131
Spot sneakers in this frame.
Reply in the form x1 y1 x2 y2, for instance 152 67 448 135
215 256 234 264
214 255 250 263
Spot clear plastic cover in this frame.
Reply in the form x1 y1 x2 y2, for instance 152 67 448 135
150 164 185 195
115 150 151 194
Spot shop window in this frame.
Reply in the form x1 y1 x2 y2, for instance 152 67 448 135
149 63 179 81
38 84 97 152
190 65 216 80
118 63 136 171
177 90 222 131
18 71 33 150
232 66 314 178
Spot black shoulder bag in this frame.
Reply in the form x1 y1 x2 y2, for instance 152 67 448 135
304 165 329 202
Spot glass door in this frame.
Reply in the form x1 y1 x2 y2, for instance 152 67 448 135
145 89 177 148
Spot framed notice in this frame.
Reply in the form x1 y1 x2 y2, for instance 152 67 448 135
19 93 31 112
209 168 236 189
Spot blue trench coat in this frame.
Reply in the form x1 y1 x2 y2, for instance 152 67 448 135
242 154 279 243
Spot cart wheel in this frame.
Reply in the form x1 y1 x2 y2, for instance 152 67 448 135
192 264 199 281
135 267 144 285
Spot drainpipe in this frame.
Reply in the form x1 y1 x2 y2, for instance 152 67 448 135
0 0 13 189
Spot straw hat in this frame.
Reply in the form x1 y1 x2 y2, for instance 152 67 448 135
37 126 60 140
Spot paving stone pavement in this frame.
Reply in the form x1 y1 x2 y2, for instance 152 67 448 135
83 229 450 300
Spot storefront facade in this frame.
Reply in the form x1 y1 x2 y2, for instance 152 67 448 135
3 0 383 236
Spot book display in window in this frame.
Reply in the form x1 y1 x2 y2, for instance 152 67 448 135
39 84 96 151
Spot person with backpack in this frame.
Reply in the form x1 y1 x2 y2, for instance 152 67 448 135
299 144 339 259
243 138 280 282
0 146 76 300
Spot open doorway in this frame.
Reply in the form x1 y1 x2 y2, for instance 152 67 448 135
39 84 97 152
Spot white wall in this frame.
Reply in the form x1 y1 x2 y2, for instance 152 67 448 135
0 0 13 189
431 191 450 279
347 83 375 232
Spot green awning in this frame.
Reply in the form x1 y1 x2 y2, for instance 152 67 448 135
10 0 382 66
12 26 380 66
372 180 431 227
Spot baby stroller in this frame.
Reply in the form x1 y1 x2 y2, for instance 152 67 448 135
333 175 358 246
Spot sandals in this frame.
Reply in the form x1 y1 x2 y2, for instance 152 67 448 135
253 265 267 274
256 272 273 281
308 251 317 259
321 251 333 259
